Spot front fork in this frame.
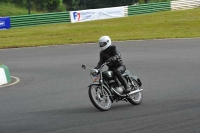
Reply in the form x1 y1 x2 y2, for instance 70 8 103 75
100 82 113 102
100 80 104 97
88 81 113 102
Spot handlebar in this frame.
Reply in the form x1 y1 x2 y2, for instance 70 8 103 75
82 62 110 83
82 62 109 71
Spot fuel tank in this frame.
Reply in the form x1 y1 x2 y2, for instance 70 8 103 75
102 71 115 80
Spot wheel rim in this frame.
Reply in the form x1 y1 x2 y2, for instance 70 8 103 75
91 86 111 109
130 90 142 102
129 80 142 102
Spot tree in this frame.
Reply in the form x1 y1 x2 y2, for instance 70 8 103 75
0 0 171 13
31 0 61 11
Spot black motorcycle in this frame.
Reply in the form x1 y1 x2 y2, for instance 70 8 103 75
82 62 143 111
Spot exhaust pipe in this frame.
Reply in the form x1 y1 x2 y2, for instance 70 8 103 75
111 88 143 97
128 89 143 95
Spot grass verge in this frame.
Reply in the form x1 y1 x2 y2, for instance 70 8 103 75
0 8 200 49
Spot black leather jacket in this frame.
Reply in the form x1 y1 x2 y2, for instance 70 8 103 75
95 45 123 69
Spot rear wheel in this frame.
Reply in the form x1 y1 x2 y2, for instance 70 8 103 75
127 78 143 105
88 85 112 111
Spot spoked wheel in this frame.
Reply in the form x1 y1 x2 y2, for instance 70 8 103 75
127 78 143 105
88 85 112 111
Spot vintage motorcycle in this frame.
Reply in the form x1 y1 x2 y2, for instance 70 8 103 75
82 62 143 111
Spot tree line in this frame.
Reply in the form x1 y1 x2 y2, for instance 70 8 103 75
0 0 171 12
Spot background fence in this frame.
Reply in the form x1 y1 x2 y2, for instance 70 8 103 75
171 0 200 10
128 2 170 16
10 12 70 28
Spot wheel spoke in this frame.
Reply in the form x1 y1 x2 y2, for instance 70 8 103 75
91 86 111 109
127 78 143 104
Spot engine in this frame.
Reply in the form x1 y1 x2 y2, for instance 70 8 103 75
108 80 124 95
114 86 124 94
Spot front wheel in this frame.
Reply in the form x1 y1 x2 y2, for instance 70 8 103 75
127 78 143 105
88 85 112 111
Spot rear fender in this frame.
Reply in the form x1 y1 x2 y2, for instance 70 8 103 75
123 70 142 86
129 75 142 87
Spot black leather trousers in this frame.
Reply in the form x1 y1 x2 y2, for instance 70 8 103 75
109 65 128 90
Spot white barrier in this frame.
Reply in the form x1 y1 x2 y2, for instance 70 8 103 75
0 68 7 85
171 0 200 10
0 64 11 86
124 6 128 16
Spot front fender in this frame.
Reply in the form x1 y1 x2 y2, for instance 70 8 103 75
129 75 142 87
88 82 101 87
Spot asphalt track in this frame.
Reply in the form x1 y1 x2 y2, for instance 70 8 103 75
0 38 200 133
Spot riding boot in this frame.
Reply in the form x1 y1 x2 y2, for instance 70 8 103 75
123 86 131 94
115 73 130 94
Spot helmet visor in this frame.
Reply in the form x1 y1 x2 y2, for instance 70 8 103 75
99 42 107 47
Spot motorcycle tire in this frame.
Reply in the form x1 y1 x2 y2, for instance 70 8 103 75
88 85 112 111
127 78 143 105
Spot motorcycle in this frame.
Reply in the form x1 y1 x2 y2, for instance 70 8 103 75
82 62 143 111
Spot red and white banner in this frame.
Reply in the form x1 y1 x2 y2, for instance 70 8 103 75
70 7 125 23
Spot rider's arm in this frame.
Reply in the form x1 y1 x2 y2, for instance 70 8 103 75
106 46 121 63
95 52 104 69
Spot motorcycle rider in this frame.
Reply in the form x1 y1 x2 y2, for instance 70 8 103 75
94 36 131 94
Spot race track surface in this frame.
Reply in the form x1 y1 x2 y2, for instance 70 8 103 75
0 38 200 133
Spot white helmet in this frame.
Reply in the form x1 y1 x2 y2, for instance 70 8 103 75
99 36 111 51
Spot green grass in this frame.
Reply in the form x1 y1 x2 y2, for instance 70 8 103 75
0 8 200 49
0 2 41 16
